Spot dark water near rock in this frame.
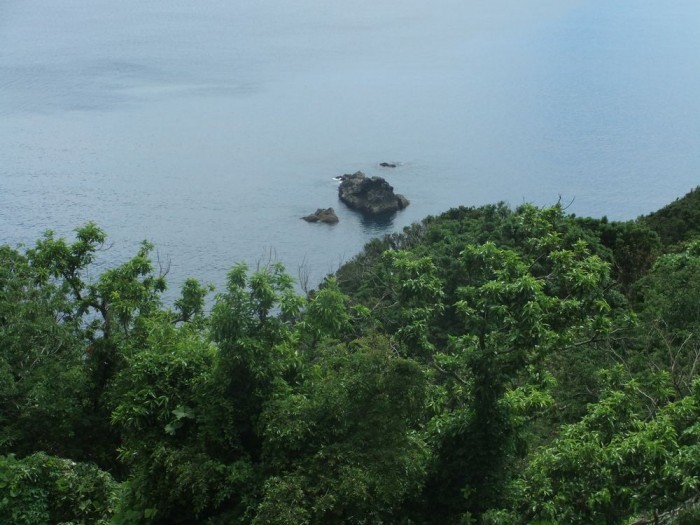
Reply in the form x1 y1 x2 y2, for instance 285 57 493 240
2 1 699 294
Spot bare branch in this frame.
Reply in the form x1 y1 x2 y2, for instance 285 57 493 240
297 256 311 296
155 249 171 278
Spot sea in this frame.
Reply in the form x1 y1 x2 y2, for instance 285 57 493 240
2 0 699 295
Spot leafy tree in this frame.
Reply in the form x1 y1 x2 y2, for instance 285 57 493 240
0 452 118 525
112 263 305 524
630 241 700 397
205 262 303 464
2 223 216 472
573 216 661 294
400 205 616 522
27 224 167 391
0 245 90 460
257 336 428 524
498 369 700 525
295 276 353 348
636 241 700 336
174 278 213 326
336 203 514 308
109 318 232 524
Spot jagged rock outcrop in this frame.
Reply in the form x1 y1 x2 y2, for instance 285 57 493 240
302 208 339 224
337 171 409 216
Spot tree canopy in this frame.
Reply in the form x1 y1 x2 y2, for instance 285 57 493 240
2 198 700 524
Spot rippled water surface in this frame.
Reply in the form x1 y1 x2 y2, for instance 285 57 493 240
2 0 699 292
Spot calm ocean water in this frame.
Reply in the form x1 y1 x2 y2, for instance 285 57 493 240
2 0 699 294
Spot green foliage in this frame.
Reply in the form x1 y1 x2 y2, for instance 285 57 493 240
109 318 240 524
258 336 428 524
0 245 91 460
174 277 213 325
112 263 307 524
4 192 700 525
573 216 661 294
336 203 514 308
211 262 302 350
404 205 615 522
26 223 167 345
206 262 304 459
109 320 214 447
640 186 700 246
636 241 700 336
505 371 700 525
0 452 118 525
9 224 199 471
382 250 445 355
296 276 352 346
630 241 700 397
338 203 622 343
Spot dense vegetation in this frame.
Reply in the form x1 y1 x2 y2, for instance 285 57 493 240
3 188 700 524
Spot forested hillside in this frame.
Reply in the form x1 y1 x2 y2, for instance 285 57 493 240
2 190 700 524
640 186 700 247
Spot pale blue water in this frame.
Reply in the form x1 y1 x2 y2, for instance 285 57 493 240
2 0 700 293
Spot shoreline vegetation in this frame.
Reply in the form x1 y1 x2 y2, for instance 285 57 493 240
2 187 700 524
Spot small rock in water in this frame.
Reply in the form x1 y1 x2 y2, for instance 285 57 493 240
379 162 397 168
302 208 339 224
